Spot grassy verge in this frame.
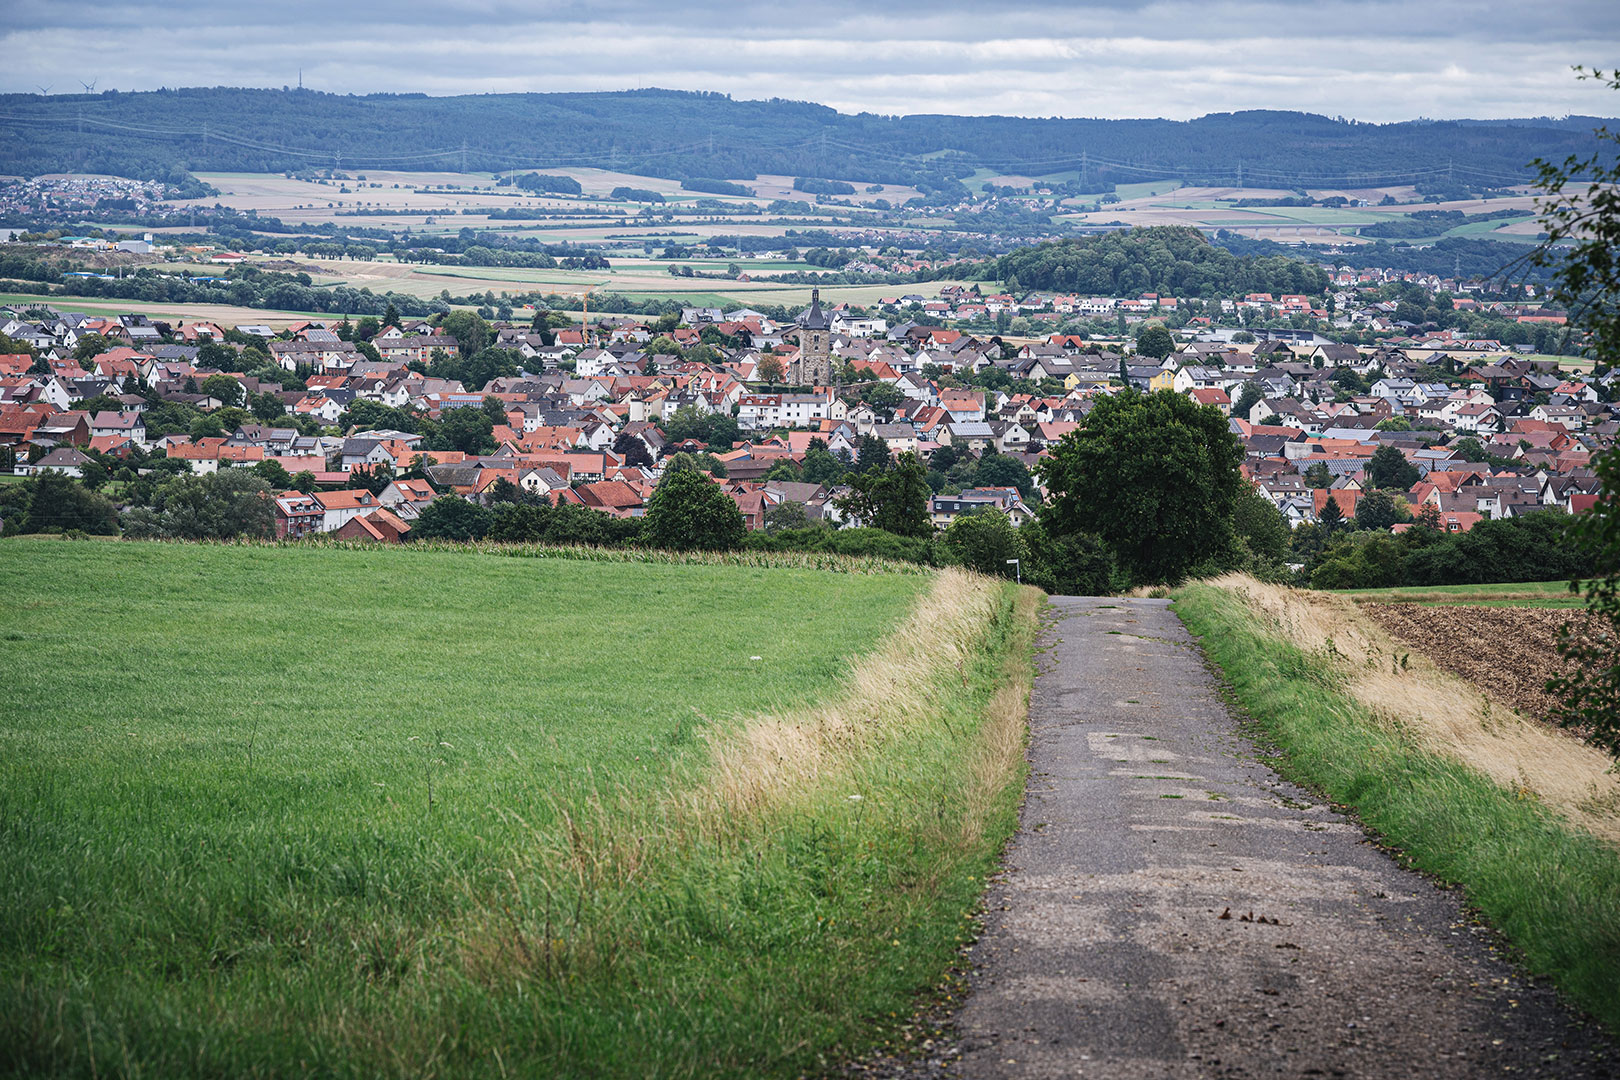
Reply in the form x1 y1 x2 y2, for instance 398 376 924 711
0 541 1036 1078
1174 581 1620 1033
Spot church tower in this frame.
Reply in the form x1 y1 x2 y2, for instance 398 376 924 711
794 288 832 386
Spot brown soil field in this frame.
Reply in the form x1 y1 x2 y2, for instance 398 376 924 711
1211 576 1620 846
1361 603 1582 724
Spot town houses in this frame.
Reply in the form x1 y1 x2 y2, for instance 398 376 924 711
0 263 1606 548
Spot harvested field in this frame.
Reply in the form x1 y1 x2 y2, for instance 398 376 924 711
1199 575 1620 847
1362 603 1580 724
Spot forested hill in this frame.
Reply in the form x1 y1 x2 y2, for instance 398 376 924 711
0 87 1609 191
993 227 1329 297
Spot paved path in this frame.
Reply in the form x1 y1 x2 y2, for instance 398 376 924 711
939 597 1614 1079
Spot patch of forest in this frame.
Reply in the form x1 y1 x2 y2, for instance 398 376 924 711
992 226 1330 297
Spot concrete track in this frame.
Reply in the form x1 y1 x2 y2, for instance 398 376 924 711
933 596 1615 1079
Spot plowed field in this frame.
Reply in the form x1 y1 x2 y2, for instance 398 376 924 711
1361 603 1584 723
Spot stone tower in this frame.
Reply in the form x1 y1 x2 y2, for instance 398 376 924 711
794 287 832 386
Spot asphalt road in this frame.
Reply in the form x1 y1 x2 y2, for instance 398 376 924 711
928 596 1615 1079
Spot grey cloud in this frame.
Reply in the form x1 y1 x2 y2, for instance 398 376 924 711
3 0 1617 120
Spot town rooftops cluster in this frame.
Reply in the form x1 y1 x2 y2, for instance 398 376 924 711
1 291 1605 540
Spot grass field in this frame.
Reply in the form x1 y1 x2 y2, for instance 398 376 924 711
1053 186 1543 246
1113 180 1184 200
0 539 1038 1078
1335 579 1582 608
1175 577 1620 1032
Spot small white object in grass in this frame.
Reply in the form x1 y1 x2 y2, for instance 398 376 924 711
750 655 762 661
848 794 863 801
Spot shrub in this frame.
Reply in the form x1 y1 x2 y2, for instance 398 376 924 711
940 509 1026 578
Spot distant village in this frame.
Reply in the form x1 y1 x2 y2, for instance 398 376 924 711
0 270 1600 544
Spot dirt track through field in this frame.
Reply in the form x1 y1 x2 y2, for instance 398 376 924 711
868 598 1615 1079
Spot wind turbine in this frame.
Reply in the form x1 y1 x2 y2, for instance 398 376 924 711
36 85 51 96
81 79 97 93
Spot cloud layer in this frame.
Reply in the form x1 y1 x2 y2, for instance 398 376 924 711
5 0 1618 121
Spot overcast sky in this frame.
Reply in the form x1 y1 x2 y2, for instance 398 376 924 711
4 0 1618 121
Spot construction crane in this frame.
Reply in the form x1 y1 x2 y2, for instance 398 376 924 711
578 280 610 341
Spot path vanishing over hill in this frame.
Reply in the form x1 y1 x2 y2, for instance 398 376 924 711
910 597 1616 1079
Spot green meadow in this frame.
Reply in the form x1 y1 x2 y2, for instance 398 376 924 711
0 539 1036 1079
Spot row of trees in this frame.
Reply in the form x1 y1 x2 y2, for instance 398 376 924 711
1305 512 1586 590
0 468 280 541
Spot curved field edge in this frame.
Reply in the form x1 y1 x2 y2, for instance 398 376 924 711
0 550 1038 1080
1172 580 1620 1034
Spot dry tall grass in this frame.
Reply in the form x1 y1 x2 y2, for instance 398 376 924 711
1204 573 1620 847
703 569 1006 816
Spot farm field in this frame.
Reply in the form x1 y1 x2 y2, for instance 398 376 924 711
0 292 333 327
0 540 1035 1079
3 260 981 325
176 169 919 236
307 255 975 310
1337 579 1580 607
1359 601 1579 726
1061 185 1541 244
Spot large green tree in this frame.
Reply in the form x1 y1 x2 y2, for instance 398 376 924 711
974 453 1034 498
643 465 745 551
426 408 497 455
412 496 493 541
1354 489 1407 532
1134 324 1175 360
1232 381 1263 423
440 310 491 356
1231 487 1291 562
801 444 845 486
1019 520 1118 596
122 470 274 540
20 473 119 535
1037 390 1244 584
200 373 245 407
835 452 932 539
1367 445 1419 491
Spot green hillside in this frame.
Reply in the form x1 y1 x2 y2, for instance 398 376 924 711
2 88 1609 193
0 539 1035 1079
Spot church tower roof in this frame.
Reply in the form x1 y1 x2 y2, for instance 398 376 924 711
801 287 830 331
